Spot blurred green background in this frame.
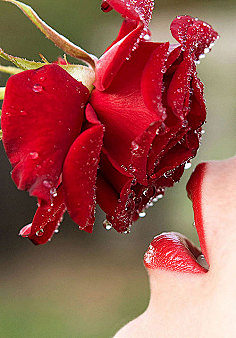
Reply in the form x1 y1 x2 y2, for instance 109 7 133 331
0 0 235 337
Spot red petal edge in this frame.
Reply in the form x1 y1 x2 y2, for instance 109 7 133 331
62 104 104 233
2 64 89 205
20 184 66 245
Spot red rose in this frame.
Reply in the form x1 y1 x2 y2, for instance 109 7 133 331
0 0 218 244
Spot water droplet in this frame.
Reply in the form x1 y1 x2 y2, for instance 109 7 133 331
184 162 192 170
143 33 150 41
192 221 196 228
204 47 210 54
156 194 163 200
103 219 112 230
20 110 28 116
201 129 205 135
182 120 188 128
29 152 39 159
143 188 149 196
199 54 206 59
50 188 57 197
139 212 146 218
32 84 43 93
54 229 59 233
43 180 52 188
36 229 44 237
131 141 139 151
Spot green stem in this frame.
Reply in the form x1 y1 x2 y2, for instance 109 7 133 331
0 64 22 74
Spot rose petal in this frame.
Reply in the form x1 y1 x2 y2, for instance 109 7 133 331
167 57 193 120
20 184 66 245
97 0 154 90
141 42 169 119
95 22 144 90
187 73 206 129
62 104 104 233
101 0 154 26
130 121 163 185
2 64 89 205
151 131 199 181
91 41 160 173
170 15 219 60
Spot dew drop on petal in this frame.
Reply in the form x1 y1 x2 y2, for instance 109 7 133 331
143 188 149 196
54 229 59 233
103 219 112 230
139 212 146 218
43 180 52 188
29 152 39 159
50 188 57 197
20 110 28 116
32 84 43 93
184 162 192 170
36 229 44 237
131 141 139 151
182 120 188 128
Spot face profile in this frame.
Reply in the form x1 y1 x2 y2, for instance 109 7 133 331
115 156 236 337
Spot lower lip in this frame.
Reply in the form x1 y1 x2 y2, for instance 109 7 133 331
144 162 209 274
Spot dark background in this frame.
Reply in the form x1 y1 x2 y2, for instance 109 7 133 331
0 0 235 336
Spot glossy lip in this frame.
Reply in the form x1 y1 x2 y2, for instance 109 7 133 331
144 162 209 274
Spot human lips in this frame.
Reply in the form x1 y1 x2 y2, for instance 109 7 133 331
144 162 209 274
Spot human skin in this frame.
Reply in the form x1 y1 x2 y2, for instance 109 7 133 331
114 156 236 337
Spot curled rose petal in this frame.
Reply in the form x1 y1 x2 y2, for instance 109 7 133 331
170 15 219 60
2 64 89 205
130 121 163 185
167 57 193 120
101 0 154 26
95 22 144 91
91 41 160 174
20 184 66 245
96 0 154 90
62 104 104 233
141 42 169 119
151 131 200 181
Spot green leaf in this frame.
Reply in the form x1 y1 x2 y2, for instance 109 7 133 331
1 0 97 68
0 48 46 70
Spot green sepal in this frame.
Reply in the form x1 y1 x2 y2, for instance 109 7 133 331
0 48 47 70
0 87 6 100
0 49 95 92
